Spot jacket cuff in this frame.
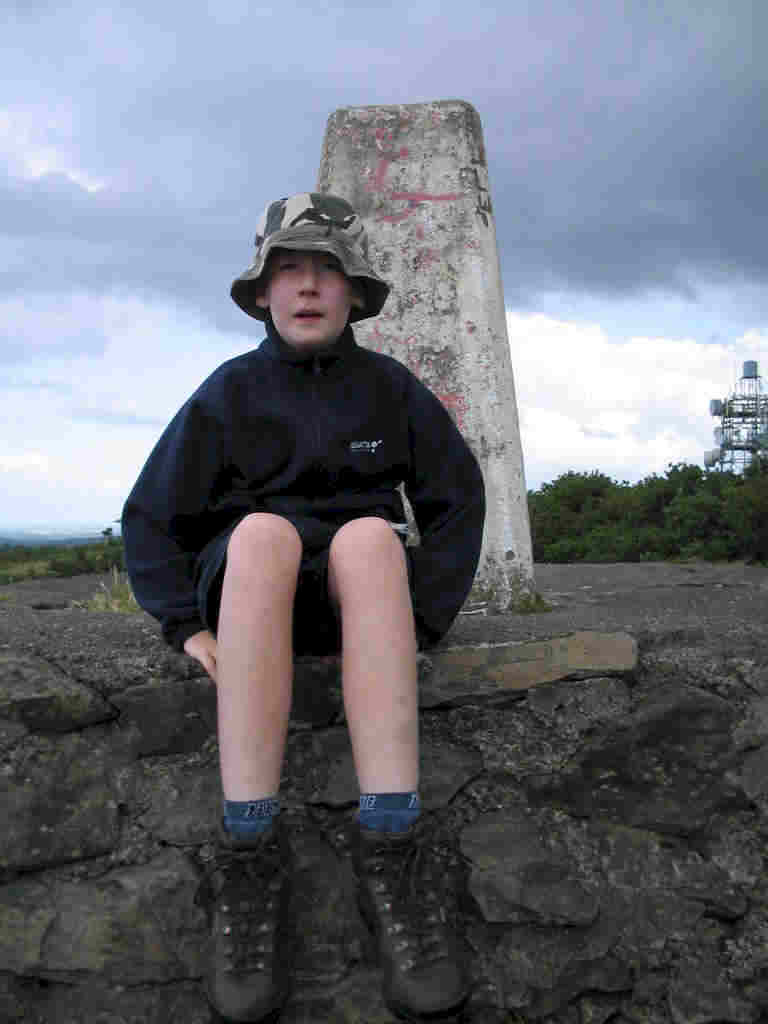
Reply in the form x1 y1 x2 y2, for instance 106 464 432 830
415 622 441 651
163 619 207 653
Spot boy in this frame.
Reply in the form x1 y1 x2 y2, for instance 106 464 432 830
122 193 485 1022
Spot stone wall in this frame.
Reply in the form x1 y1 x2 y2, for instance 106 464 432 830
1 568 768 1023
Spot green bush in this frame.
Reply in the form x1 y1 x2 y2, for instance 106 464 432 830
0 538 125 581
528 463 768 564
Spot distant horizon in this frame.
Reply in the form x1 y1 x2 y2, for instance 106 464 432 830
0 523 121 539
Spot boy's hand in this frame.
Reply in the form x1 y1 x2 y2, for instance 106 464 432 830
183 629 218 682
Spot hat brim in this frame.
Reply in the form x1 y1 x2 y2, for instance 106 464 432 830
230 225 390 323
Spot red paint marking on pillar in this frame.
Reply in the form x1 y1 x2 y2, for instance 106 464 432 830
390 191 463 202
436 391 469 432
365 156 392 192
376 208 415 224
365 146 411 194
399 336 422 377
367 322 386 351
414 247 441 268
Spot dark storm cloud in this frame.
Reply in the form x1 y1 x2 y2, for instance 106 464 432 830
485 1 768 306
3 0 766 331
0 171 247 335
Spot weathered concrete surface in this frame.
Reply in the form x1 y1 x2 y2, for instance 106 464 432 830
1 563 768 1022
318 100 533 611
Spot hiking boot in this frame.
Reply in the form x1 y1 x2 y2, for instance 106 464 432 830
196 821 294 1022
352 818 470 1020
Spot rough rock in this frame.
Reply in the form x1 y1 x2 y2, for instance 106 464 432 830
0 651 114 731
304 727 482 808
462 809 599 925
0 849 204 983
1 562 768 1022
668 958 759 1023
0 726 136 871
112 677 217 756
524 684 747 834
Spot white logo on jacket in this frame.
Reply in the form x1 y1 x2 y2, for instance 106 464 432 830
349 440 383 453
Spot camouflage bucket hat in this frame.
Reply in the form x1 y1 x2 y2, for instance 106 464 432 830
230 192 390 323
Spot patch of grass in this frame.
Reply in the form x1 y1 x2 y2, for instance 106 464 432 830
0 560 53 584
77 568 139 613
510 591 553 614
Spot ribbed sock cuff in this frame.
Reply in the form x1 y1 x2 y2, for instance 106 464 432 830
223 796 280 837
358 791 420 833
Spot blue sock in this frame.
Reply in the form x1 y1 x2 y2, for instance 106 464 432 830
358 792 420 833
223 797 280 838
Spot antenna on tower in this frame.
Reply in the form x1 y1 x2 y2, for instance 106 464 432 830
706 361 768 473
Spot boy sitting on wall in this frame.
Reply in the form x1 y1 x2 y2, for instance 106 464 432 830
122 193 485 1022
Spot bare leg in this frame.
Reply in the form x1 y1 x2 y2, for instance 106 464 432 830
328 517 419 793
215 513 301 801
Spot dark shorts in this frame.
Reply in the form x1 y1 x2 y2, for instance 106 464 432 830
194 517 412 657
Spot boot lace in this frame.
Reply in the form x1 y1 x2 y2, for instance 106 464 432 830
364 823 469 972
196 840 287 974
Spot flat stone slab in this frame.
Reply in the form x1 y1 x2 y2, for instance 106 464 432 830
422 631 637 704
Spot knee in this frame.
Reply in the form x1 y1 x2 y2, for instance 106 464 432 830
330 517 405 574
226 513 302 577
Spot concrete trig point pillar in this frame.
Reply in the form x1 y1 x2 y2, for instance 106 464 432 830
318 99 533 611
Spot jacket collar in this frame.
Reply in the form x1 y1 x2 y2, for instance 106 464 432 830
260 313 358 368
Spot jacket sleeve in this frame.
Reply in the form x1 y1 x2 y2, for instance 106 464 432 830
121 388 228 651
403 371 485 646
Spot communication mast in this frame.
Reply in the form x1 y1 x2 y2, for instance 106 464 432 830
706 361 768 473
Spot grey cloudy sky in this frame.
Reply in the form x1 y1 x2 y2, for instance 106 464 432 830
3 0 766 530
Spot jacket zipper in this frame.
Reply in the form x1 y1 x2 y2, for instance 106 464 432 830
309 356 324 488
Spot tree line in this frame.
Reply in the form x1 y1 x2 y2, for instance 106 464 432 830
2 462 766 584
527 462 768 564
0 535 124 584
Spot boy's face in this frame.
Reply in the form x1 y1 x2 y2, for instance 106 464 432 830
254 249 364 351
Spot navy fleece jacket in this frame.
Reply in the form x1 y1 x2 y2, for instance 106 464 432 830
122 319 485 651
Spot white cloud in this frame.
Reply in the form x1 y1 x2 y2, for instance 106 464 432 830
0 109 105 192
507 312 768 489
3 293 767 530
0 452 48 472
0 293 255 530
